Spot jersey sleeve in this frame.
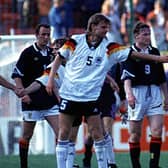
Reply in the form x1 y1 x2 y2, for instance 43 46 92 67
120 59 135 81
11 49 28 79
35 65 64 88
107 42 131 64
59 38 77 59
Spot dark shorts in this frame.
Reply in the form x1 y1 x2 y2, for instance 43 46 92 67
97 82 116 119
72 116 83 127
59 98 99 127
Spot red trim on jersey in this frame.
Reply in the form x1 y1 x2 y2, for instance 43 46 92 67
63 40 76 51
43 69 58 78
107 43 127 56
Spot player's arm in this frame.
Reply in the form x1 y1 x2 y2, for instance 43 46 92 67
20 81 42 96
131 51 168 62
46 53 63 95
160 82 168 111
0 75 15 90
106 74 119 92
124 79 136 109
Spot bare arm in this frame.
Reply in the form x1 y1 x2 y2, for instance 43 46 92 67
131 51 168 63
124 79 136 109
17 81 41 97
160 82 168 111
46 54 63 95
106 74 120 92
14 77 24 89
0 75 15 90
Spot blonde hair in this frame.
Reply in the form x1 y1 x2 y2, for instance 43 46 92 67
101 0 113 15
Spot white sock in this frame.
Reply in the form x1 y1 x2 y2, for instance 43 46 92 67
56 140 69 168
94 139 108 168
104 133 116 164
66 142 75 168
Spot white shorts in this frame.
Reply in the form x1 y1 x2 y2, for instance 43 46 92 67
23 105 60 121
128 85 164 121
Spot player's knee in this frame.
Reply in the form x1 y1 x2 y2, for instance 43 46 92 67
59 128 70 140
151 127 162 137
130 132 141 142
19 138 29 148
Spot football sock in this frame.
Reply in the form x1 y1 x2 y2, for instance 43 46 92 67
83 136 93 167
129 142 141 168
149 136 162 168
19 138 29 168
56 140 69 168
66 141 75 168
104 133 116 164
94 139 108 168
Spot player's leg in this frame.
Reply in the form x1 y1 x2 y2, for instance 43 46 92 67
87 114 108 168
129 120 142 168
99 82 118 168
148 114 163 168
66 117 81 168
66 126 80 168
56 112 74 168
19 121 36 168
45 105 60 141
83 129 93 168
103 116 117 168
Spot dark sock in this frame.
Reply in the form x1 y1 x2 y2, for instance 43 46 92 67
129 142 141 168
19 138 29 168
83 136 93 166
149 136 162 168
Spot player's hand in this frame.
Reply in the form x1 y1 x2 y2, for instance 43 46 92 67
21 95 32 104
46 78 55 96
119 100 128 124
163 99 168 112
110 80 120 92
126 93 136 109
14 87 25 97
159 55 168 63
120 112 128 124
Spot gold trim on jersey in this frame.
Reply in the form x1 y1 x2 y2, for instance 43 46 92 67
43 69 59 78
62 40 76 51
107 43 127 56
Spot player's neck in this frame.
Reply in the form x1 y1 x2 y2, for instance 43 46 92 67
87 34 102 46
136 43 148 51
36 43 47 50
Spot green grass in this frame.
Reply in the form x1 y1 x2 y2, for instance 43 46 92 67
0 152 168 168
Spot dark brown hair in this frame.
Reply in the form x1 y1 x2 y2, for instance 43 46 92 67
35 24 50 35
133 21 150 35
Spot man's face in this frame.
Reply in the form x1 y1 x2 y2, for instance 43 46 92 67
135 28 151 46
36 27 50 48
92 21 110 39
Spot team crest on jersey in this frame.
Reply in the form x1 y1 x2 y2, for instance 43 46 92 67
34 57 39 61
95 57 102 66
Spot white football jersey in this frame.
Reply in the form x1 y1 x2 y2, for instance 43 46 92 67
59 34 130 101
36 63 65 88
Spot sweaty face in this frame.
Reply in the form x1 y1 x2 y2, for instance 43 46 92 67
36 27 50 48
92 21 110 39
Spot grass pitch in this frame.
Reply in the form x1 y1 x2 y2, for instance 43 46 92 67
0 152 167 168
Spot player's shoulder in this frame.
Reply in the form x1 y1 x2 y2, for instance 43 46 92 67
149 45 160 55
71 33 85 43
